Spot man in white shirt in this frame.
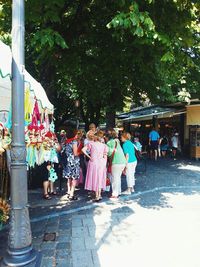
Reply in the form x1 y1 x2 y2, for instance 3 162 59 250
171 132 179 158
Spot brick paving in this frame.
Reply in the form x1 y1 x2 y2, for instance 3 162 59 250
0 157 200 267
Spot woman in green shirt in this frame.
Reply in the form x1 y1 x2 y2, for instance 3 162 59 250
106 130 126 199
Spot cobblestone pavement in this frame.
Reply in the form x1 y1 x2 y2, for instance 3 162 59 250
28 157 200 219
0 157 200 267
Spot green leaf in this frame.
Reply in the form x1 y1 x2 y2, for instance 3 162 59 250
161 52 175 62
134 27 144 37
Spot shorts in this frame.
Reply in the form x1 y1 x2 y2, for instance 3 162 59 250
150 141 159 150
161 144 168 151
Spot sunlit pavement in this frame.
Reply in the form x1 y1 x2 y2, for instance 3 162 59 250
85 190 200 267
28 187 200 267
0 157 200 267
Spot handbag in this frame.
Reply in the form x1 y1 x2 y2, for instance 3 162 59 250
133 143 141 160
107 140 117 173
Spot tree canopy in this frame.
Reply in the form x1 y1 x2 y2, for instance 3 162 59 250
0 0 199 128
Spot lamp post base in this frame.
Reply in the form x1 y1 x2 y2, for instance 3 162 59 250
0 247 42 267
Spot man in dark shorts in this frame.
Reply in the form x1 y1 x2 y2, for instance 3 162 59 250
149 127 160 160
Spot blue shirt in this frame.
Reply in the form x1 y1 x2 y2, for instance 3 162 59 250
149 130 160 141
122 140 137 163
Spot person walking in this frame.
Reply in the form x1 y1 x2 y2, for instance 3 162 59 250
171 132 179 159
149 127 160 160
160 134 169 157
82 131 108 202
106 129 126 200
121 132 138 194
62 126 80 200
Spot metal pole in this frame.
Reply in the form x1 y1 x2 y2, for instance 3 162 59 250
1 0 41 266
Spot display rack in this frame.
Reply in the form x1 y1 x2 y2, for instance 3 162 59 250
190 126 200 159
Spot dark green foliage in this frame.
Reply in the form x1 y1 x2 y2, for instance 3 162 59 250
0 0 199 127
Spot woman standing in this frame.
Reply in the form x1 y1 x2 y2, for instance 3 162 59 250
160 134 169 157
106 130 126 200
63 126 80 200
121 132 137 194
82 131 107 202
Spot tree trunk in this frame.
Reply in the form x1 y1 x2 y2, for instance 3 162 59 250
106 110 116 128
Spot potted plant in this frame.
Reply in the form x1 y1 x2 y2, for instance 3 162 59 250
0 198 10 230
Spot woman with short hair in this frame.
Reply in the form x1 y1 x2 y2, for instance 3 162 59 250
121 132 137 194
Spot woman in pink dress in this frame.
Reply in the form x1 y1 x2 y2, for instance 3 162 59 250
82 131 108 202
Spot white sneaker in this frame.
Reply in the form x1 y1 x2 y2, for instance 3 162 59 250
109 196 119 201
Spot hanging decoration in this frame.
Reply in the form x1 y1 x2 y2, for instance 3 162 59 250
25 99 58 168
48 165 58 182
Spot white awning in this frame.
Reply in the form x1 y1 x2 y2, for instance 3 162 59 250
0 40 54 114
24 70 54 113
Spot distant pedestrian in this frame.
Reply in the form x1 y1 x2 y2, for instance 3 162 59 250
160 134 169 157
149 127 160 160
171 132 180 158
82 131 108 202
88 123 97 133
133 137 142 152
121 132 137 194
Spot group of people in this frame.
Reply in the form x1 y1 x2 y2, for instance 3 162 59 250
42 123 141 202
41 124 180 201
148 127 180 161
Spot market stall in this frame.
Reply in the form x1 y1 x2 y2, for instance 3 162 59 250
187 105 200 159
0 40 58 195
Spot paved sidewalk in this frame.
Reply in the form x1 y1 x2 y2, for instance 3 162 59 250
0 157 200 267
28 157 200 219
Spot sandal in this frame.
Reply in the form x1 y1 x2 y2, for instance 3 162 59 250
69 195 78 201
43 194 52 200
93 198 100 202
50 191 57 196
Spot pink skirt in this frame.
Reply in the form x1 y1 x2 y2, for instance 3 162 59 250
84 159 106 192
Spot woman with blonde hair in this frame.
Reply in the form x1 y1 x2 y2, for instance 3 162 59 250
121 132 137 194
82 131 107 201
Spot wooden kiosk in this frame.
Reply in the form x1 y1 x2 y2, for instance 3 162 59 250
187 105 200 159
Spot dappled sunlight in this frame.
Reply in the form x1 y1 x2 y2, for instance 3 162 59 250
91 191 200 267
162 191 200 209
177 164 200 172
